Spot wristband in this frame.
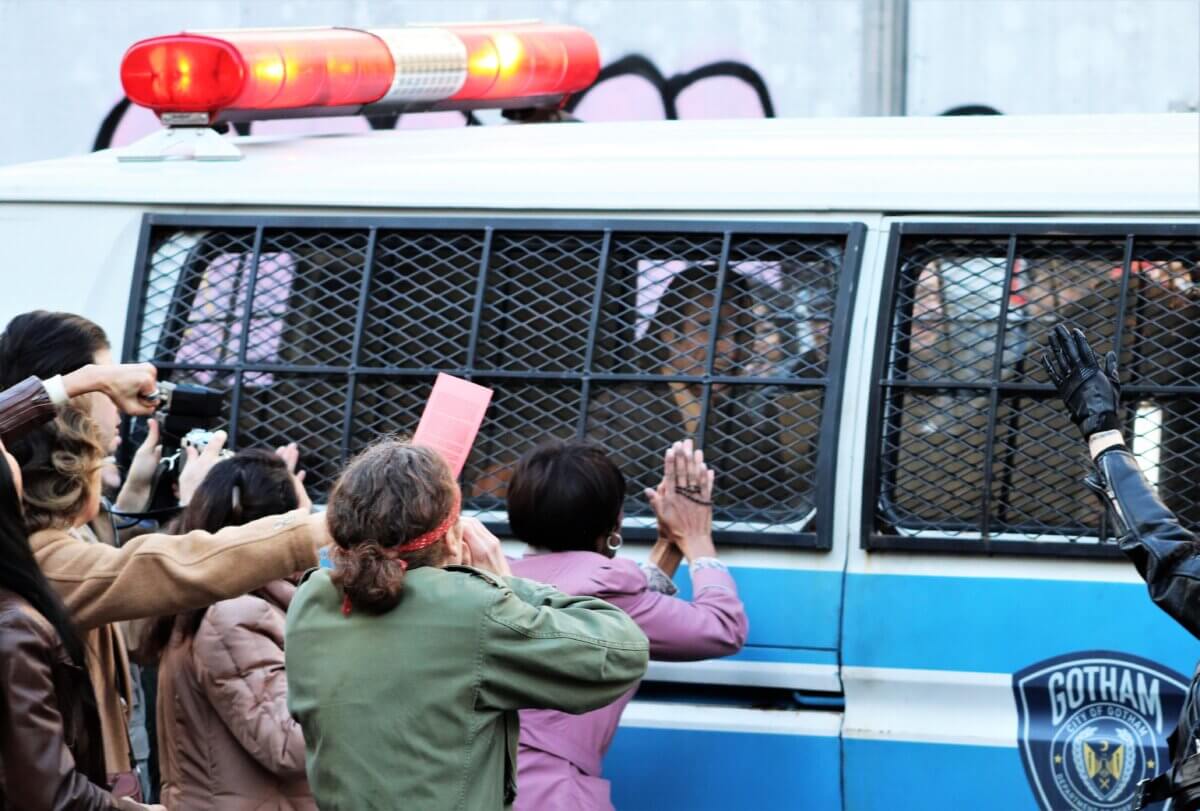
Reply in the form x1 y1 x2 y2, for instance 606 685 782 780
41 375 69 407
1088 430 1125 460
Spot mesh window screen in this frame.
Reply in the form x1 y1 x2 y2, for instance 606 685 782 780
872 226 1200 554
129 218 862 546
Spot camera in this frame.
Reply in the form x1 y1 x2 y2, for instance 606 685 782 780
121 380 230 514
152 381 226 449
181 427 223 454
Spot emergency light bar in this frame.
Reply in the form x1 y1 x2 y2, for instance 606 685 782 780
120 22 600 124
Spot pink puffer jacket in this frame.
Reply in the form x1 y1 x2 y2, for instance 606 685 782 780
157 579 314 811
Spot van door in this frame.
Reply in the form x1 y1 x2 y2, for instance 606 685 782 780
123 214 867 809
841 219 1200 810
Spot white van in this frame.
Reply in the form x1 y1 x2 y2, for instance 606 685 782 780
1 66 1198 808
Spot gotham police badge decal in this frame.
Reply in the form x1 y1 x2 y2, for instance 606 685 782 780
1014 652 1188 810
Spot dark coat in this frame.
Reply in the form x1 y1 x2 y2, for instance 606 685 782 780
0 587 138 810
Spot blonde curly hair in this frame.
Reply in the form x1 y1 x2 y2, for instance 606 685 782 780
19 405 106 532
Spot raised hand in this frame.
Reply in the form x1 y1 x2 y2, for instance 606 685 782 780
645 439 717 562
1041 325 1122 440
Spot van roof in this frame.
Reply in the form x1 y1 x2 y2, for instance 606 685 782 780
0 113 1196 214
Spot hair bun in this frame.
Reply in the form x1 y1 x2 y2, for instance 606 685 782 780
331 543 406 615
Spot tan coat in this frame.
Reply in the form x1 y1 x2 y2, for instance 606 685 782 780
158 579 314 811
29 510 319 777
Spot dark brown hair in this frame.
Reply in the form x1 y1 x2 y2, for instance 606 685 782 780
17 406 106 533
327 438 458 615
507 440 625 553
0 311 109 387
144 449 299 660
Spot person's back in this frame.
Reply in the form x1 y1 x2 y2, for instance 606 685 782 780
158 583 312 811
504 440 748 811
284 439 649 811
151 450 314 811
286 566 525 808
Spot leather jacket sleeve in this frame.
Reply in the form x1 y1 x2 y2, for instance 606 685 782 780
0 607 116 811
1091 447 1200 638
0 376 56 444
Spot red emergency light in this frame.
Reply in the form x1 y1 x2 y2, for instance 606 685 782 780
120 23 600 123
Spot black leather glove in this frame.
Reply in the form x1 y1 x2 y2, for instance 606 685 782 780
1041 325 1122 440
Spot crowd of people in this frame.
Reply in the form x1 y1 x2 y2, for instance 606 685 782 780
3 307 1200 810
0 310 748 810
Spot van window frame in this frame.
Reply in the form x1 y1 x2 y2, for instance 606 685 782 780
124 213 867 550
863 221 1200 558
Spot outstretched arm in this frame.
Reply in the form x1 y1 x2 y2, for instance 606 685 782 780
1044 326 1200 638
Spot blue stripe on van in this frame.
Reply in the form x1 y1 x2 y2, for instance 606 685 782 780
605 725 841 810
843 739 1029 810
675 566 842 649
844 572 1200 675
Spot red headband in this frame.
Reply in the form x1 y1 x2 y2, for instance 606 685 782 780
394 492 461 554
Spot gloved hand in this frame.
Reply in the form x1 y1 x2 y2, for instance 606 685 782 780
1041 325 1122 440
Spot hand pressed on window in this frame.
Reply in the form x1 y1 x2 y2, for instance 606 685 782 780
645 439 717 563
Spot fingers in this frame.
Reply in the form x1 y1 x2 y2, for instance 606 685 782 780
644 488 660 516
1053 323 1080 368
122 364 160 416
679 438 697 490
200 430 228 461
291 469 311 512
1105 351 1120 385
137 419 161 459
704 468 715 501
671 440 688 492
1050 324 1074 374
1072 328 1099 370
1041 352 1063 386
136 363 159 397
276 442 300 473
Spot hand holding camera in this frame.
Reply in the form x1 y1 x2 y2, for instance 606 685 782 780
62 362 159 415
177 429 229 507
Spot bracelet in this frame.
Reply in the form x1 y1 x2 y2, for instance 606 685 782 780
690 557 727 572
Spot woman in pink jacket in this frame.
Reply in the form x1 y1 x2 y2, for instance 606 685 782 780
507 438 748 811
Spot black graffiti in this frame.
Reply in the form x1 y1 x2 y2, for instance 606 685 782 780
564 53 774 119
91 54 776 150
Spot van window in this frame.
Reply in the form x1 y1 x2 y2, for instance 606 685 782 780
867 224 1200 555
128 217 864 547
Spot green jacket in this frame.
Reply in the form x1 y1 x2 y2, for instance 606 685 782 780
285 565 649 811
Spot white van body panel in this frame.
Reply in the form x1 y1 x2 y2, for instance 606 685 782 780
0 112 1197 811
0 114 1195 213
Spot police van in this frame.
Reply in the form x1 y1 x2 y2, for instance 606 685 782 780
1 22 1198 811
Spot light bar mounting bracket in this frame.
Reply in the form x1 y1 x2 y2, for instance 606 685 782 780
117 125 243 163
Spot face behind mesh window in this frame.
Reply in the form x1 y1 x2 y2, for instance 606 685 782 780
132 219 859 546
874 229 1200 552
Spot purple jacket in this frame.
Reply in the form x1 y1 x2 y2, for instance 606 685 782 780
509 551 748 811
